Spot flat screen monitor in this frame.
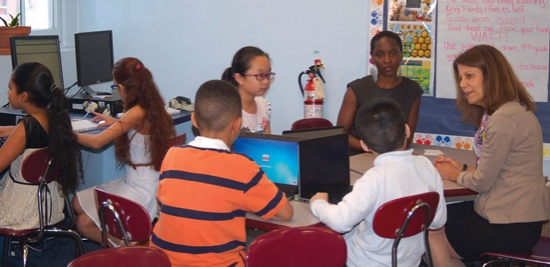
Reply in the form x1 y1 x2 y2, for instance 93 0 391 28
10 35 65 90
233 133 301 197
75 30 114 96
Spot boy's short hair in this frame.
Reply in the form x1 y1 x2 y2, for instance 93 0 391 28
355 97 406 154
194 80 242 132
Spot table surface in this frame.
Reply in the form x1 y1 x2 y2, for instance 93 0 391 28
246 144 478 230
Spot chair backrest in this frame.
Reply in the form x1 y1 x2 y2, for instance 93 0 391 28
67 246 171 267
247 226 347 267
291 118 333 130
95 188 152 247
21 147 59 184
21 147 61 237
170 133 186 146
372 191 440 267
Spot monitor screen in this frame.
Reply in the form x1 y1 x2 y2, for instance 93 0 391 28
10 35 64 90
233 134 300 187
75 30 114 94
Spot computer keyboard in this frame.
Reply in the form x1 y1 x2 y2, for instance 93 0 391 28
328 187 353 204
71 119 98 133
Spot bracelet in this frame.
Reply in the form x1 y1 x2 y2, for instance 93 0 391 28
462 163 468 172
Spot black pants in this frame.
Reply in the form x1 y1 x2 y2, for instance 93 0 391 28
445 201 542 260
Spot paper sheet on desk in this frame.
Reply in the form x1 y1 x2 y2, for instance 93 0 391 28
424 149 444 156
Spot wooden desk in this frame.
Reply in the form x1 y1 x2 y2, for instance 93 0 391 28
246 144 478 231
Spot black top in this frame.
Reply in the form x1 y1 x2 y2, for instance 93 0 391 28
347 75 423 139
22 115 49 148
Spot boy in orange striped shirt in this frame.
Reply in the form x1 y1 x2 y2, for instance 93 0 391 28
151 80 293 267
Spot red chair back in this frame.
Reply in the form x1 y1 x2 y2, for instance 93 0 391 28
372 191 440 267
21 147 59 184
291 118 333 130
68 246 171 267
1 147 84 267
95 188 152 247
170 133 186 146
247 226 347 267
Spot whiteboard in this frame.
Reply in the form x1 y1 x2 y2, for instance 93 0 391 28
435 0 550 101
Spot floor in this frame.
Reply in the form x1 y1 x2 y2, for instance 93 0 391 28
3 237 101 267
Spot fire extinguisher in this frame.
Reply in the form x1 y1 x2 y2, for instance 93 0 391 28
298 56 326 118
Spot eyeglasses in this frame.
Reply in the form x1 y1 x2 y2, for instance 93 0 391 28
243 72 276 81
110 84 119 90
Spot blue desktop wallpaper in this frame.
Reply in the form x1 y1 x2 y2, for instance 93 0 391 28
233 137 299 186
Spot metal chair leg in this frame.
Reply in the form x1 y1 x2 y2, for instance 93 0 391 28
22 242 28 267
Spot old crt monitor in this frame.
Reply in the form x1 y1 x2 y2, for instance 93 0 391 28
10 35 64 90
75 30 114 96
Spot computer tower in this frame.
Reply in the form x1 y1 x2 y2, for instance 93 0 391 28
68 94 124 116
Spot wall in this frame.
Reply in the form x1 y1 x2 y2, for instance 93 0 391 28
70 0 369 135
1 1 548 175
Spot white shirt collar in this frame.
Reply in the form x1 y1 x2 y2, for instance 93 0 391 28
373 148 414 166
188 136 230 151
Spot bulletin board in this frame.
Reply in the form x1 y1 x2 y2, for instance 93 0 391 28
369 0 437 95
435 0 550 101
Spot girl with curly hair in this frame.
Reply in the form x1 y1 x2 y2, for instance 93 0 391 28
72 57 175 245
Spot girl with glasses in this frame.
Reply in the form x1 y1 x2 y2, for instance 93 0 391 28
222 46 274 134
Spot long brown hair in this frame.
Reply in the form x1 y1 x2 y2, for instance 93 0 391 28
112 57 175 170
453 45 536 126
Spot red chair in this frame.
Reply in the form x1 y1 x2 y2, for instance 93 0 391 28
95 188 152 248
372 191 440 267
170 133 186 146
0 147 84 267
246 226 347 267
67 246 171 267
480 236 550 266
291 118 333 130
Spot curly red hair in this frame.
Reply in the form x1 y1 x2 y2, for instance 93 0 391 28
112 57 175 170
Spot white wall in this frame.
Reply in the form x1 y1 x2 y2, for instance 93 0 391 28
0 0 78 105
72 0 370 134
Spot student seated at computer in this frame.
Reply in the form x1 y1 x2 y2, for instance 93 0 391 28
0 62 83 229
72 57 175 246
309 98 446 267
151 80 293 267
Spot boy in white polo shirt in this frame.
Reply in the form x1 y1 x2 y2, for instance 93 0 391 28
309 97 447 267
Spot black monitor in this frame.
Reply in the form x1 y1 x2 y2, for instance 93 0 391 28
10 35 65 90
75 30 114 96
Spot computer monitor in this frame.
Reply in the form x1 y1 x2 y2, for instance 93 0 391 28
233 133 301 197
75 30 114 96
10 35 65 90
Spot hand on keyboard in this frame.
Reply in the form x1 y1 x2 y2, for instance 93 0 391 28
309 192 329 203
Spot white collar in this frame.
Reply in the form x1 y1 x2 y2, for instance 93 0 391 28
373 149 414 166
188 136 230 151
